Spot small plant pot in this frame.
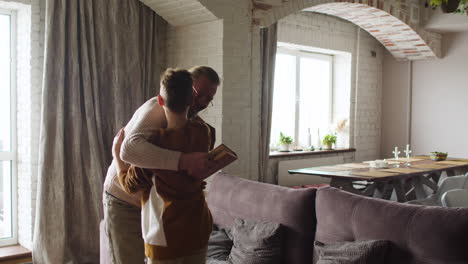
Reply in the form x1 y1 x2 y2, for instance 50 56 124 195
430 153 448 161
441 0 461 12
324 143 333 150
279 144 290 152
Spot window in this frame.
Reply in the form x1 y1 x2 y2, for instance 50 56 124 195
0 8 17 246
270 47 333 149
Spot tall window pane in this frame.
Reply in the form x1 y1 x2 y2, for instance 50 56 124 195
0 161 12 239
0 14 11 152
270 48 334 150
0 12 13 242
298 56 332 147
270 53 296 146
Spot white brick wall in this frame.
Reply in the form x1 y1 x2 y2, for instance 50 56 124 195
0 0 44 249
216 0 259 180
166 0 260 180
166 19 224 146
265 12 383 182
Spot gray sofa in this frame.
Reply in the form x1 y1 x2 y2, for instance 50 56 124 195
314 186 468 264
100 172 468 264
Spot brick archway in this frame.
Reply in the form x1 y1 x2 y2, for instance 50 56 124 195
254 0 441 60
139 0 218 26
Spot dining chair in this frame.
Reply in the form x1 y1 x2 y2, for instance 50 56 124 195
407 173 468 206
441 189 468 208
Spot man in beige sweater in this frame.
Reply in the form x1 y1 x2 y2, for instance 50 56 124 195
103 66 220 264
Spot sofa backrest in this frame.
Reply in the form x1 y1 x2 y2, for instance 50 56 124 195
206 173 317 264
314 187 468 264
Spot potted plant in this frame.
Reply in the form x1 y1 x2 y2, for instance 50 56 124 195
430 151 448 161
429 0 462 13
455 0 468 14
322 134 337 150
278 132 293 152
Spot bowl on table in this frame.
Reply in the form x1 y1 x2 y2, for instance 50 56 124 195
430 152 448 161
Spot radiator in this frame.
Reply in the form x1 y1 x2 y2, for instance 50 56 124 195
278 156 344 187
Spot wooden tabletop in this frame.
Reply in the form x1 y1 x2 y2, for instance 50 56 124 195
288 156 468 181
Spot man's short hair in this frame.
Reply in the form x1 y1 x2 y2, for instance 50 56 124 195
160 68 193 113
189 66 220 85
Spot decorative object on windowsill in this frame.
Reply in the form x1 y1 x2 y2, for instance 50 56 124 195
430 151 448 161
309 146 315 151
316 128 322 150
278 132 293 152
333 118 348 149
322 134 337 150
307 128 312 150
427 0 467 14
292 145 303 151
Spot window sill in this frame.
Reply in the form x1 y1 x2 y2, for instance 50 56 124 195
0 245 32 263
269 148 356 158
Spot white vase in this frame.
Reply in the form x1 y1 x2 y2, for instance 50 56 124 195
316 129 322 149
279 144 290 151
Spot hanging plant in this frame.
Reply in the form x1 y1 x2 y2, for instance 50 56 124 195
455 0 468 14
429 0 462 13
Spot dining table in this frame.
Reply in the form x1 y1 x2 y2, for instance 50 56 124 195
288 156 468 202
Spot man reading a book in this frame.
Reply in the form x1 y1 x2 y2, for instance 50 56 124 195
117 68 215 264
103 66 220 264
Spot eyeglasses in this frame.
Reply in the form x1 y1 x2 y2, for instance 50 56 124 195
193 87 214 107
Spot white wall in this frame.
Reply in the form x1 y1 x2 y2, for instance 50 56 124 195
166 19 224 145
381 52 411 157
165 0 260 180
381 32 468 158
412 32 468 157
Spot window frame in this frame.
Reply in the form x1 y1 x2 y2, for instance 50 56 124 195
0 7 18 247
273 47 334 147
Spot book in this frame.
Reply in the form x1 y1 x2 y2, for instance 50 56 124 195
194 144 237 179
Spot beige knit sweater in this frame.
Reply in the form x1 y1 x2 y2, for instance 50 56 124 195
103 97 181 206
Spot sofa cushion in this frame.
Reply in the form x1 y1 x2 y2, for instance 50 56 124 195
228 218 282 264
207 173 317 264
314 240 390 264
207 225 233 261
314 187 468 264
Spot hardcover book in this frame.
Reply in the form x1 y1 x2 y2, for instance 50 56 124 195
195 144 237 179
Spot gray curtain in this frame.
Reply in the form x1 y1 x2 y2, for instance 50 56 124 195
33 0 166 263
258 24 277 183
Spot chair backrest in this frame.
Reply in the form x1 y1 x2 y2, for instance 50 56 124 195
441 189 468 208
464 172 468 189
438 175 468 198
